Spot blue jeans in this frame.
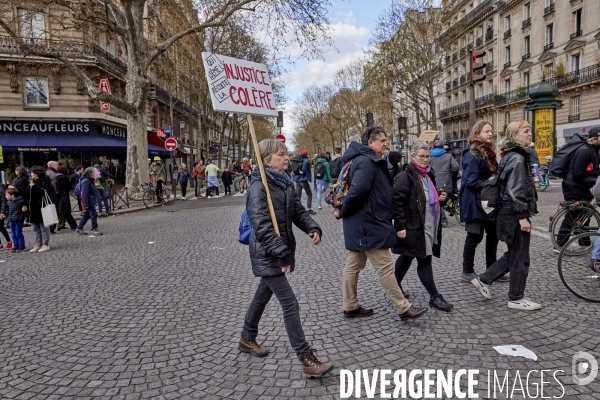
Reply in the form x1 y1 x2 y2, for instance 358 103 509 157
440 210 448 225
242 274 311 360
9 221 25 250
97 189 109 212
77 205 98 231
316 179 329 207
593 228 600 259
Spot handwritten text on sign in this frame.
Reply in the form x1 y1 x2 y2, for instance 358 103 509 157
202 52 278 117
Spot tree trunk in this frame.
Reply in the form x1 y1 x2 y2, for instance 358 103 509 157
125 111 149 196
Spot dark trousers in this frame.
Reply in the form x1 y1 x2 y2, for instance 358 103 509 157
0 219 11 244
394 255 439 298
77 205 98 231
76 195 82 212
242 274 311 360
180 183 187 198
97 189 109 212
557 209 591 247
462 219 499 274
224 182 231 194
479 225 530 301
295 181 313 210
8 221 24 249
156 180 164 201
61 212 77 230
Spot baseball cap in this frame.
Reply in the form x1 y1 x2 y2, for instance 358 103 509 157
588 127 600 138
301 150 308 156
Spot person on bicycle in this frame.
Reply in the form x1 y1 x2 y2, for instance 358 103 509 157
470 121 539 311
150 157 166 202
240 158 252 193
557 127 600 247
429 140 459 228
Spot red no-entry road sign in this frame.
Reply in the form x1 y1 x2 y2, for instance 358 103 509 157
165 137 177 151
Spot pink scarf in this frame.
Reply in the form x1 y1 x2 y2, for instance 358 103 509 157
411 161 440 222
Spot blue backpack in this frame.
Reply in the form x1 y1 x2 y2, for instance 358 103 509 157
238 209 252 245
74 181 82 197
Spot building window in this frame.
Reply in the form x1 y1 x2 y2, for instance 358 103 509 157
571 53 581 72
504 15 511 32
523 3 531 20
573 8 582 36
24 77 49 106
524 110 532 124
17 9 45 42
523 36 530 55
505 46 511 64
546 0 554 6
462 90 467 103
488 81 494 95
545 63 554 77
572 96 580 117
504 79 511 94
504 112 510 128
477 84 483 98
545 24 554 46
523 72 530 87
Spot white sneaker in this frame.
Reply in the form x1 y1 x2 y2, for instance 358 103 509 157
471 277 492 299
181 197 186 200
30 246 40 253
207 196 212 199
508 297 541 310
37 245 50 253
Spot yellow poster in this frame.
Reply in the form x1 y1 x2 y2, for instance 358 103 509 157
534 109 554 159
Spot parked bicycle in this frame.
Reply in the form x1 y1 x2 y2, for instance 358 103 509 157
141 182 174 209
444 193 463 226
558 231 600 303
549 200 600 255
536 165 550 192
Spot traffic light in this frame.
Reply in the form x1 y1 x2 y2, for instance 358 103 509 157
469 49 486 85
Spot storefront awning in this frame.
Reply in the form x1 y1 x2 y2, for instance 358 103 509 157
0 133 170 156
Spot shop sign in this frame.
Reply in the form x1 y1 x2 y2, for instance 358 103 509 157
0 121 91 133
17 147 57 152
101 125 126 138
99 78 112 113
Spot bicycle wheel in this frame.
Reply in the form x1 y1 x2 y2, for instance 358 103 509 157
233 178 241 192
538 183 549 192
455 199 464 226
142 190 156 209
162 188 175 204
550 206 600 255
558 232 600 303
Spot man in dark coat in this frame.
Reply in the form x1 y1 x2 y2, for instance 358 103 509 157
429 140 459 227
334 126 428 321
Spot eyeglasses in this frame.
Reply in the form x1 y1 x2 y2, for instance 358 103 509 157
413 155 431 160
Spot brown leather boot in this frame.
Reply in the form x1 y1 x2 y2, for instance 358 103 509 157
398 306 428 320
301 349 334 378
343 305 374 318
238 338 268 357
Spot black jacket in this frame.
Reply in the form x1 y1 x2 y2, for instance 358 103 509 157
11 175 29 198
339 141 396 252
460 145 496 223
6 196 26 222
51 173 73 214
28 176 55 224
392 163 444 258
246 168 321 277
498 147 536 219
69 173 81 190
562 143 600 201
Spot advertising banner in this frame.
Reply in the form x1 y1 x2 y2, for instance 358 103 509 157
534 109 554 158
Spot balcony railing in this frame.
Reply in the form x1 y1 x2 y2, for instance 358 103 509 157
522 53 530 61
468 42 474 50
485 30 494 42
476 36 483 47
570 30 583 40
504 29 511 38
452 79 458 87
486 60 494 71
522 18 531 28
440 101 469 118
149 84 199 119
568 114 580 123
544 43 554 51
452 52 458 62
475 94 494 108
544 4 555 15
440 0 494 42
498 0 519 12
504 61 511 68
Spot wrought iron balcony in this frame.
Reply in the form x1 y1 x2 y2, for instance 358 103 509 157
504 29 511 38
452 52 458 62
485 30 494 42
570 30 583 40
452 79 458 87
497 0 518 13
568 114 580 123
544 43 554 51
522 18 531 28
468 42 474 50
475 94 493 108
504 61 511 68
440 102 470 119
476 36 483 47
544 4 555 15
547 63 600 90
522 53 530 61
486 60 494 71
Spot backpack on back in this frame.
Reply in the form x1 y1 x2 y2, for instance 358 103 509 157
314 161 325 180
549 133 587 178
480 168 504 217
74 181 82 197
290 155 303 175
325 161 353 208
330 157 343 178
238 209 252 245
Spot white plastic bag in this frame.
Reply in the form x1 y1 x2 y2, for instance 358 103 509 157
41 190 58 227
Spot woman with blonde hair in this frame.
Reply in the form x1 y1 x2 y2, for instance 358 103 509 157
470 121 539 310
459 121 504 282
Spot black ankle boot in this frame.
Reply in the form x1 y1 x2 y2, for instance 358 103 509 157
429 294 453 312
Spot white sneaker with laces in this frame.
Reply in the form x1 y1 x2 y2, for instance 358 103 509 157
37 245 50 253
471 277 492 299
508 297 541 310
30 246 40 253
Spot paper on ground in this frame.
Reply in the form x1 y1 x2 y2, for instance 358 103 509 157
493 345 537 361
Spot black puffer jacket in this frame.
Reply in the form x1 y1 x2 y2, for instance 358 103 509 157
246 168 321 277
11 175 29 198
392 163 444 258
562 142 600 201
498 146 536 219
28 175 55 224
51 173 73 214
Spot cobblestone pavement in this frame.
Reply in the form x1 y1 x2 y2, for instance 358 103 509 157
1 180 600 400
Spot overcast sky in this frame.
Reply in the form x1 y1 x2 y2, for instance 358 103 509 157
277 0 392 144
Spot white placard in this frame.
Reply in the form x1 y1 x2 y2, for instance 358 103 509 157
202 52 278 117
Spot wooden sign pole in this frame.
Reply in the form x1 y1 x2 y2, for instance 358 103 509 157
247 114 280 235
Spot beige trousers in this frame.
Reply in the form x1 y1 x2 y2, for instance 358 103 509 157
342 249 411 314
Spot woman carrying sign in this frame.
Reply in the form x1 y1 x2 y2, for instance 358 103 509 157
238 139 334 379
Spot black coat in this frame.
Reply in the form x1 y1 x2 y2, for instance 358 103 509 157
246 168 321 277
339 141 397 251
11 175 29 198
28 176 55 224
392 163 443 258
459 145 495 223
69 173 81 190
51 174 73 214
6 196 26 222
562 143 600 201
498 148 536 219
